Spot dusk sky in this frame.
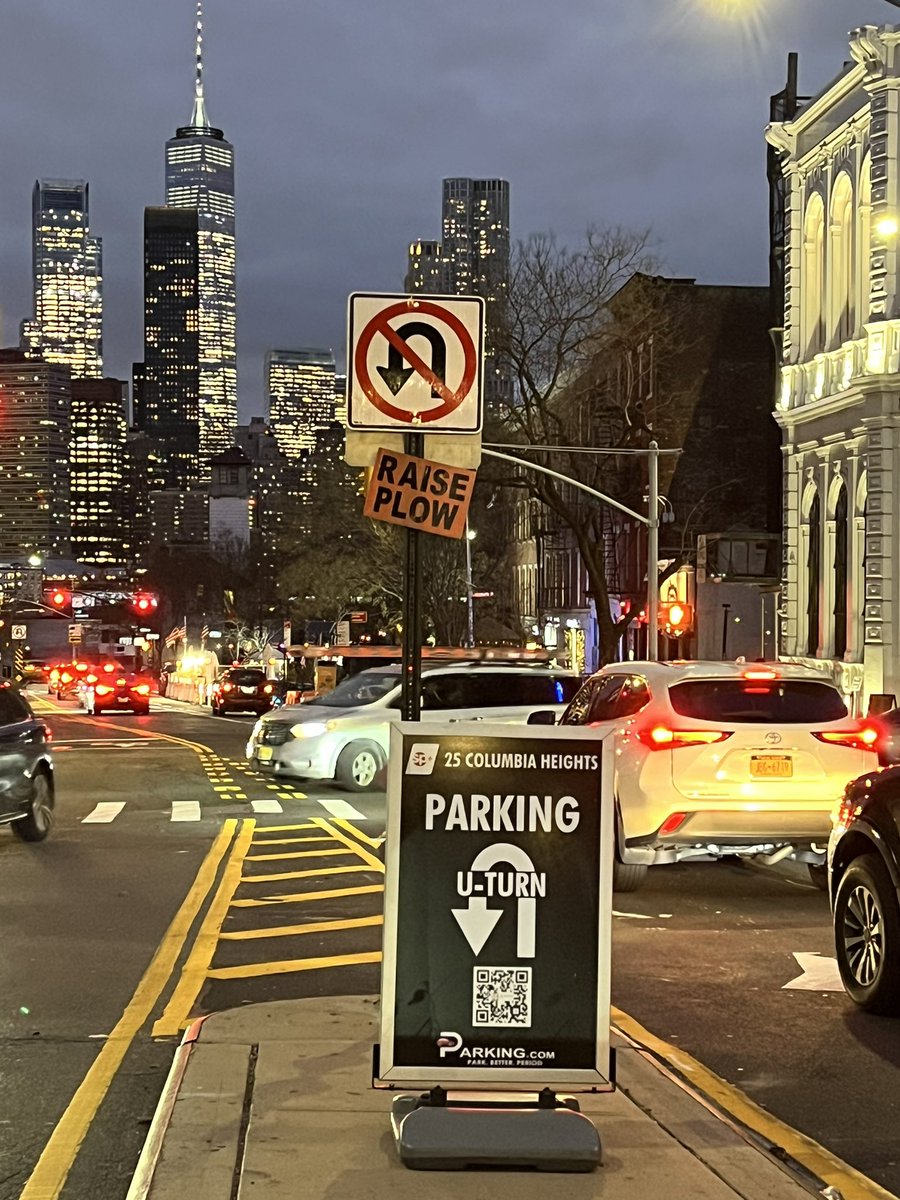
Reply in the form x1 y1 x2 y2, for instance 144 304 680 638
0 1 892 418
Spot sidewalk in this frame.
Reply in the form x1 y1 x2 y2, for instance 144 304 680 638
128 995 829 1200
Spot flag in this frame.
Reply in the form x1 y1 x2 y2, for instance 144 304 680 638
200 622 210 646
164 622 187 648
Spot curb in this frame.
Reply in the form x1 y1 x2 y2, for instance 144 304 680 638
125 1017 207 1200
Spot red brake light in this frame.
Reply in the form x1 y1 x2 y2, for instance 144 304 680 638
263 684 273 694
659 812 688 836
86 674 98 684
743 668 778 681
103 663 116 673
637 725 733 751
116 678 127 686
223 683 233 692
813 728 879 752
134 684 150 696
61 672 72 684
94 685 112 696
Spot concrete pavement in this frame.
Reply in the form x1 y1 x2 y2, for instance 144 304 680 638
128 995 839 1200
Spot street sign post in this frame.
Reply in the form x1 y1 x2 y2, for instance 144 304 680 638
378 724 613 1169
68 624 83 645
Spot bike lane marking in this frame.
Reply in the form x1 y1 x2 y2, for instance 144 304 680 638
19 819 239 1200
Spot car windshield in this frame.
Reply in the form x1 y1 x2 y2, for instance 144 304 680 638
308 671 398 708
669 679 848 723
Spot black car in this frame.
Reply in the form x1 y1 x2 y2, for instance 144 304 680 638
210 667 274 716
84 671 152 716
828 767 900 1015
0 685 54 841
869 707 900 766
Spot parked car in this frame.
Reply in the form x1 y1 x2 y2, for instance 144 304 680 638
530 660 879 892
80 669 152 715
0 685 54 841
211 667 275 716
246 662 581 790
828 766 900 1015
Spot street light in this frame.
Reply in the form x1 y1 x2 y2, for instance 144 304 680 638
464 523 476 649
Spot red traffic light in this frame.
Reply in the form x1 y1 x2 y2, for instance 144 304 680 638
49 589 70 608
133 592 158 613
659 602 694 633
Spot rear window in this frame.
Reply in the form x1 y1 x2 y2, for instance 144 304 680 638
423 672 580 710
669 679 848 724
228 670 266 686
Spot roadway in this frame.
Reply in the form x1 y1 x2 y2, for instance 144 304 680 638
1 692 898 1199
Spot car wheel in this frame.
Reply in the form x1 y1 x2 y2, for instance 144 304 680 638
13 770 54 842
612 852 648 893
336 742 384 791
834 853 900 1015
808 862 828 891
133 706 149 716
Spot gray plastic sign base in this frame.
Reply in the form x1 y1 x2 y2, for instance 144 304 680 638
391 1094 602 1172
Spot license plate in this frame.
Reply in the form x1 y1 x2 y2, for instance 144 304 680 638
750 755 792 778
117 696 128 703
257 746 273 761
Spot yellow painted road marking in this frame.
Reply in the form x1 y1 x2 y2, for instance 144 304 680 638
231 883 384 908
246 835 333 846
253 821 318 833
611 1007 898 1200
313 817 385 873
239 864 371 884
220 914 383 940
152 820 256 1036
334 818 384 849
245 847 353 862
207 949 382 980
19 820 237 1200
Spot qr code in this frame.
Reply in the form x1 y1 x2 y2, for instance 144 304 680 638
472 967 532 1027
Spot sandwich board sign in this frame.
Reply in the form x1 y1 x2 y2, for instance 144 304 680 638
377 723 614 1088
348 293 484 434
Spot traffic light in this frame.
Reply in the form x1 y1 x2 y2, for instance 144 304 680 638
132 592 158 614
659 602 694 636
48 588 71 610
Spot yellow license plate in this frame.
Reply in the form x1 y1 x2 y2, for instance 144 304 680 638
750 755 792 778
257 746 273 761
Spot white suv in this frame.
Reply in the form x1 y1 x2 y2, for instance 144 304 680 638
541 660 878 891
246 663 580 790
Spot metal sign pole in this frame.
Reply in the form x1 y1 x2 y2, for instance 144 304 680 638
401 431 424 720
647 440 659 662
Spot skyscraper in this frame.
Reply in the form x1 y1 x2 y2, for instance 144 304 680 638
137 206 200 488
266 348 336 460
164 0 237 467
24 179 102 377
69 378 129 565
406 178 511 408
0 349 71 558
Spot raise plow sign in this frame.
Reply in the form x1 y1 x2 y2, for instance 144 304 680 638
363 447 476 540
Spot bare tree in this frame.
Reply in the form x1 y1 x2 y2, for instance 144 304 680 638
490 228 694 664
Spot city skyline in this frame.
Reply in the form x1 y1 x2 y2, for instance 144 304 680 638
0 0 891 418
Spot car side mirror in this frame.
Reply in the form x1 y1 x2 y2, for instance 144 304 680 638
527 710 557 726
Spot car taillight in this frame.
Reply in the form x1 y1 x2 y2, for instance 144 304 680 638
263 684 273 694
813 728 879 752
658 812 688 835
116 678 127 686
103 663 116 673
86 674 98 684
223 683 233 692
637 725 733 751
95 685 112 696
61 672 72 684
134 684 150 696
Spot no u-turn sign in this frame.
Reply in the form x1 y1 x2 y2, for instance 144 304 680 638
348 292 484 432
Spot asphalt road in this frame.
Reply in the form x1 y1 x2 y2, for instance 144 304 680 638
3 691 900 1199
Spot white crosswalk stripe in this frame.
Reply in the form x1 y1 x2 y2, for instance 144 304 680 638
171 801 202 822
317 798 367 820
251 799 283 814
81 802 126 823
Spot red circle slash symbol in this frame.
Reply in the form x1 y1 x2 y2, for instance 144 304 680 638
354 300 477 424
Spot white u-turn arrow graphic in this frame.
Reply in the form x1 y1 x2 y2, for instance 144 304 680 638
451 843 539 958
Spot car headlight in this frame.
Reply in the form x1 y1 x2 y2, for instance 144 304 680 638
291 722 328 739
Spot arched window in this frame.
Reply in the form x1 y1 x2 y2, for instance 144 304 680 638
857 155 871 331
829 173 854 346
833 484 848 658
803 194 825 357
807 492 821 656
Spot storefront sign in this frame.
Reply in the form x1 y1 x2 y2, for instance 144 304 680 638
378 724 614 1087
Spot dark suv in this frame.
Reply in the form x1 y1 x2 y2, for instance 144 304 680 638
210 667 274 716
829 767 900 1015
0 686 54 841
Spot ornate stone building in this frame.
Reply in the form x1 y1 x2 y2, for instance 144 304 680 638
767 24 900 711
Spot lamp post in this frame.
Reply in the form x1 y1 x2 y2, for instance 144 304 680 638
464 523 476 649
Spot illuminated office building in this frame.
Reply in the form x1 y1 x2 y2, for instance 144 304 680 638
266 348 336 460
406 177 511 408
69 378 129 565
163 0 237 467
137 206 200 489
24 179 102 377
0 349 71 558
